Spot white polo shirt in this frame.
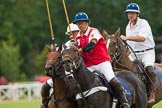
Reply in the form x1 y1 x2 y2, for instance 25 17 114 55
126 17 155 51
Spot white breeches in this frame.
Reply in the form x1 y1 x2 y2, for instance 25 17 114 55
129 50 155 67
87 61 115 82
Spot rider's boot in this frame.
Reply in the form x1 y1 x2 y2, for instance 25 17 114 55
145 66 156 104
147 84 156 104
40 82 51 108
109 78 130 108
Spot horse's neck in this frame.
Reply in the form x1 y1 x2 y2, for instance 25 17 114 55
116 48 139 72
53 78 66 98
75 61 95 90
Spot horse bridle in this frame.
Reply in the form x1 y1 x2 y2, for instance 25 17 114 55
62 49 100 106
46 54 71 107
62 52 82 72
46 58 63 77
62 51 88 101
107 36 125 61
107 36 133 71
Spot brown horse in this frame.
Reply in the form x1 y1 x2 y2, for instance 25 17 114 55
45 44 77 108
103 28 162 108
61 45 147 108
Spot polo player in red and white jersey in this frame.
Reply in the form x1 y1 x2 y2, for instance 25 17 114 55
73 12 130 108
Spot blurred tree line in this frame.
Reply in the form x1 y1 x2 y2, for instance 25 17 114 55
0 0 162 82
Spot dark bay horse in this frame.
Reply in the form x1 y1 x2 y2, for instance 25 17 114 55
103 28 162 108
61 46 147 108
45 44 77 108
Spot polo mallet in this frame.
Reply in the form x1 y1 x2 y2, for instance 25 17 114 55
45 1 57 105
62 0 74 41
45 0 56 50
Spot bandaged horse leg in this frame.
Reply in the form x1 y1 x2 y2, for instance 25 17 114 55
145 66 156 104
109 78 130 108
40 82 51 108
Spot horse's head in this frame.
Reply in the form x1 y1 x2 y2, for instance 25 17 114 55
45 44 64 78
62 46 81 72
102 28 129 60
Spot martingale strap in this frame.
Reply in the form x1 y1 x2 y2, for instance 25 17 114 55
76 86 107 100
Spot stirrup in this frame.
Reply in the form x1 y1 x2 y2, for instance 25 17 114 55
120 103 130 108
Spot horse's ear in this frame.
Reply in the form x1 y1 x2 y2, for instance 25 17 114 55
45 44 51 52
114 27 121 37
63 43 67 49
51 44 57 51
62 43 67 50
102 29 109 38
57 43 63 53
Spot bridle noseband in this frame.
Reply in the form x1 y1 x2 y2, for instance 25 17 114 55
62 51 82 72
107 36 125 61
46 57 63 77
107 36 133 71
46 53 71 107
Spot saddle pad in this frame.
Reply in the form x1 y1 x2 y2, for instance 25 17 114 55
97 75 114 96
117 77 133 98
97 74 132 98
154 66 162 88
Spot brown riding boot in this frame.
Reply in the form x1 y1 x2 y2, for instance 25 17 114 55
145 66 156 104
40 82 52 108
109 78 130 108
147 84 156 104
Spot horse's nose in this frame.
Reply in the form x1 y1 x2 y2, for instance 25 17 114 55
45 64 53 76
62 58 71 65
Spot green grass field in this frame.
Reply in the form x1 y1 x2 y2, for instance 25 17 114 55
0 100 162 108
152 100 162 108
0 100 41 108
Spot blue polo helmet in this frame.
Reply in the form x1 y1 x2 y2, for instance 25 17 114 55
73 12 90 24
124 3 140 13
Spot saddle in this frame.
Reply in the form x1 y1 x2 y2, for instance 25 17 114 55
92 70 114 96
93 70 132 99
